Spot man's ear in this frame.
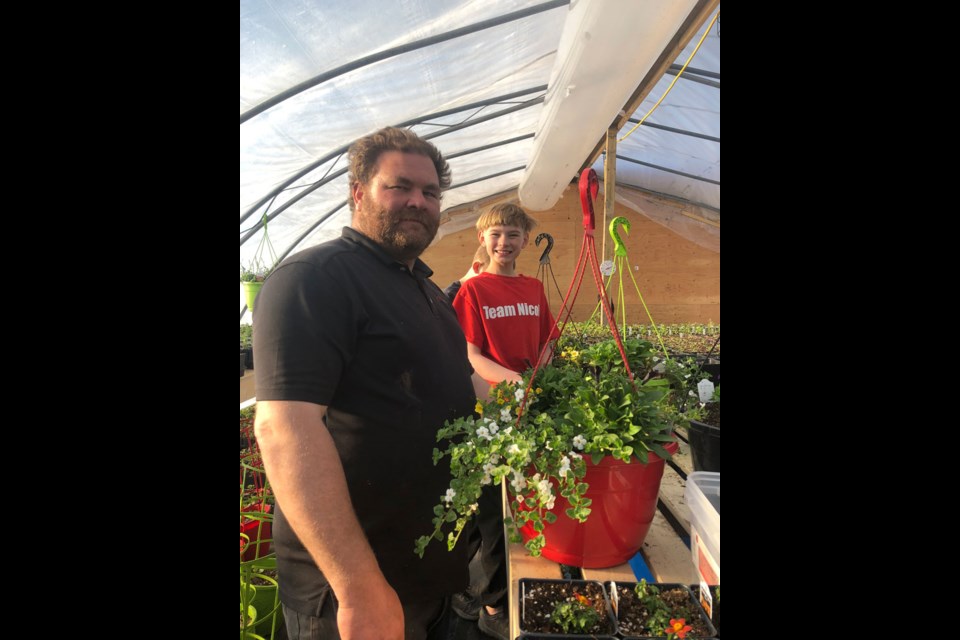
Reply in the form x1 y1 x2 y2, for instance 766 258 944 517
351 182 364 209
472 260 483 274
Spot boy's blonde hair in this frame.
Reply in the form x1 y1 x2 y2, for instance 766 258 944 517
475 203 538 234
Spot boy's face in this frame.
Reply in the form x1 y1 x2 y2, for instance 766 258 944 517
479 224 529 270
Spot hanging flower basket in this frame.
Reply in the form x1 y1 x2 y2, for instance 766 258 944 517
241 281 264 312
240 214 278 313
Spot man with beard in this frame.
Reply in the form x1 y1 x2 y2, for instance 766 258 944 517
253 126 489 640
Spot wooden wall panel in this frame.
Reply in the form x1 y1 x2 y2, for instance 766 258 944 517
422 185 719 324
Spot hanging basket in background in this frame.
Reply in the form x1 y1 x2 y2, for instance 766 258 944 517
240 214 278 314
242 281 264 312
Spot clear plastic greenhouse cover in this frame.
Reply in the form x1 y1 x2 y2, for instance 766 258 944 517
241 0 719 320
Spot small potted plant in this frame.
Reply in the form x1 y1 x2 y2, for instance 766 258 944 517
687 386 719 472
240 323 254 370
416 332 699 567
519 578 617 637
240 215 278 313
240 261 273 312
610 580 716 639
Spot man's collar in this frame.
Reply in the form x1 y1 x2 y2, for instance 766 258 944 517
341 227 433 277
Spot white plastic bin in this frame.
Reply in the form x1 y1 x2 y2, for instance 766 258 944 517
685 471 719 584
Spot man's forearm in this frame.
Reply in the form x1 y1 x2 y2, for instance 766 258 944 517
254 401 387 601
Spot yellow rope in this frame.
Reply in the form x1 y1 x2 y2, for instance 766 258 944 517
618 10 720 144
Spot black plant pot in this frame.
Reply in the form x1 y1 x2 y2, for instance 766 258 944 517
519 578 618 638
689 584 720 637
244 346 254 370
687 419 720 472
240 351 247 377
699 361 720 385
610 581 717 640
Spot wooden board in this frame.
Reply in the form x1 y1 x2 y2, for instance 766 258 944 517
638 511 697 583
659 438 693 537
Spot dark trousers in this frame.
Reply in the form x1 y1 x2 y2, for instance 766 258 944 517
282 595 450 640
469 483 507 608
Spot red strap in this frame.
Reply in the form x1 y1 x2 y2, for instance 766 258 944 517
515 168 636 427
579 169 598 236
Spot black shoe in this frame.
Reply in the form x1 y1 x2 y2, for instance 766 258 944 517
451 590 481 621
478 607 508 640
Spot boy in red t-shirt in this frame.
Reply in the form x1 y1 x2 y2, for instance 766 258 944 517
450 203 559 640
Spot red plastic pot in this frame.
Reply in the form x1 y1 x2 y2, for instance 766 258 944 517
240 503 273 562
519 441 677 568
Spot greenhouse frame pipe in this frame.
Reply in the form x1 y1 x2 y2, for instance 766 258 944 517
241 96 545 246
240 0 568 124
668 64 719 79
664 68 720 89
449 165 525 190
618 181 720 214
445 133 534 159
257 163 528 290
615 154 720 186
240 200 349 321
625 120 719 143
240 86 547 227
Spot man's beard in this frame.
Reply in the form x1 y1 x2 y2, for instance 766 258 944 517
356 199 439 262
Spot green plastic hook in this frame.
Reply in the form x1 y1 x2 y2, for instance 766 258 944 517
609 216 630 257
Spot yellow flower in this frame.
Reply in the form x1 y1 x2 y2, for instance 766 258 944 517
475 400 483 415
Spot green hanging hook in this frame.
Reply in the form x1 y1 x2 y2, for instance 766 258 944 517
609 216 630 257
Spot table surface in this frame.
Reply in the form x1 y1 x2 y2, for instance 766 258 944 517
504 430 703 639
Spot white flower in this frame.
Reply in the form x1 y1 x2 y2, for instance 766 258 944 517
558 455 571 478
510 471 527 491
500 407 512 422
507 444 521 456
569 451 583 460
572 434 587 450
515 388 525 402
489 422 499 435
481 462 496 486
476 426 491 441
443 488 456 504
469 503 479 513
502 427 512 436
536 478 555 505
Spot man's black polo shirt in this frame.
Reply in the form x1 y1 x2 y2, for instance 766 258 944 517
254 227 477 614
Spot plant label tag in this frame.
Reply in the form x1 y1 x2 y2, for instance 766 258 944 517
698 581 713 618
609 581 619 614
697 379 715 403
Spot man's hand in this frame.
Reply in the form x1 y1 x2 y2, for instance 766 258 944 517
337 578 404 639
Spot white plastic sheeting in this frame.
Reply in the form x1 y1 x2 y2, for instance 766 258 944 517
240 1 719 317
